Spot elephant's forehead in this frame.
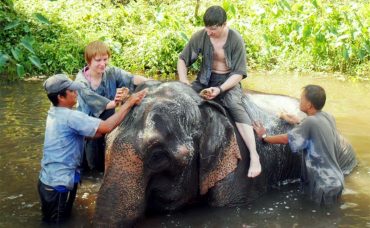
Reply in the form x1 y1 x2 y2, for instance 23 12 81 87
137 98 199 145
137 115 158 141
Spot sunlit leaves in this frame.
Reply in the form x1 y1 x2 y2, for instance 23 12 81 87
33 13 50 25
180 32 188 42
311 0 319 9
1 0 369 80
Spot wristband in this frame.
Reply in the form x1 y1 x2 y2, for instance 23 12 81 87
262 133 268 144
218 86 223 93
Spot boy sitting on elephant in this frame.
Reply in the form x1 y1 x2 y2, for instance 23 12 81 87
177 5 261 178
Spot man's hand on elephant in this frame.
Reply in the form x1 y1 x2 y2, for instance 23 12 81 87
252 121 266 139
127 89 148 106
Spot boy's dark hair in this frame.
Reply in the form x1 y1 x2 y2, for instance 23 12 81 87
203 5 227 27
303 85 326 110
47 88 67 106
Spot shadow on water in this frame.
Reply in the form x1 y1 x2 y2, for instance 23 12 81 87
0 73 369 227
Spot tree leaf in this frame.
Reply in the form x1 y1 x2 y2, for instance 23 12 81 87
0 54 9 68
342 47 349 60
11 48 21 61
33 13 50 25
311 0 319 9
28 55 42 69
16 64 25 78
4 20 20 30
180 32 188 42
20 38 35 54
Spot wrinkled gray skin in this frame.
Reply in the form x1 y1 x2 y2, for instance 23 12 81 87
94 81 357 227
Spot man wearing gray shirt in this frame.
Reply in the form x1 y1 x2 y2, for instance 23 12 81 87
253 85 348 205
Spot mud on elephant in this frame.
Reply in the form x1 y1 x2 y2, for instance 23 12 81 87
94 81 357 227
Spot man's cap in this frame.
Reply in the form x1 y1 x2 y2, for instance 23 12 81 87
43 74 82 94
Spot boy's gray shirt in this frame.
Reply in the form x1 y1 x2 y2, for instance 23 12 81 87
179 28 247 86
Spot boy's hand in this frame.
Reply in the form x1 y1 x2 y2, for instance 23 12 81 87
199 87 220 100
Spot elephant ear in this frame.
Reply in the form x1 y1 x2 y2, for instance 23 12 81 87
198 101 242 195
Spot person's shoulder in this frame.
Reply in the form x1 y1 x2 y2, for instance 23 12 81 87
61 108 87 119
320 111 334 119
228 28 245 47
75 69 87 81
191 28 207 40
299 115 317 127
104 66 121 78
229 29 243 39
67 109 98 124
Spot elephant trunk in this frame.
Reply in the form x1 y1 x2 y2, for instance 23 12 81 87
94 143 146 227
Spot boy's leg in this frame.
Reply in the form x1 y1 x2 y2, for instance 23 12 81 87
218 85 261 178
235 122 261 177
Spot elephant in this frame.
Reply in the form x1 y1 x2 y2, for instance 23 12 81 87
93 80 357 227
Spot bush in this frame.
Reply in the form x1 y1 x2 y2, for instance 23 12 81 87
0 0 369 81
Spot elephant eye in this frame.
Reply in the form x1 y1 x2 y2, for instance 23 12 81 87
145 146 171 171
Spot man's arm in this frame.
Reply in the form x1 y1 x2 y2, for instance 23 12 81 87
95 89 147 136
177 58 190 85
252 122 289 144
263 134 289 144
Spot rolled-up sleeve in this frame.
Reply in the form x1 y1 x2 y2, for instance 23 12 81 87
229 33 247 79
112 67 135 91
287 118 311 153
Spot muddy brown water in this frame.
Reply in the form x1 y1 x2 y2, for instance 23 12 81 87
0 73 369 227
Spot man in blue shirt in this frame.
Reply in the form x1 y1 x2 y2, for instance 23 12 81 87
38 74 146 223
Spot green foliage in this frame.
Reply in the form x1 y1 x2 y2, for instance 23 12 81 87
0 0 369 81
0 0 48 80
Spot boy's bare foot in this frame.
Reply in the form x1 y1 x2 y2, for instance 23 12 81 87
247 156 261 178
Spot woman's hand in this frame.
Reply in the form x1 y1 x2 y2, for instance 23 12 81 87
114 87 130 105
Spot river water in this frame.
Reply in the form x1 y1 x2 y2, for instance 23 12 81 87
0 73 369 227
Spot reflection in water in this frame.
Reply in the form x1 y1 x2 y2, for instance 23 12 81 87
0 73 369 227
